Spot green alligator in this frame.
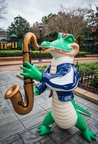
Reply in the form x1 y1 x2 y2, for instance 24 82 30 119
20 33 96 143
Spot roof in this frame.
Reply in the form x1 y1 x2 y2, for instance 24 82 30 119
9 34 18 38
0 38 7 43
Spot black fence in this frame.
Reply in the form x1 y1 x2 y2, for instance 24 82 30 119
80 45 98 54
78 71 98 94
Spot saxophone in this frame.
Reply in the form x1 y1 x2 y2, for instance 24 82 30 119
4 32 40 115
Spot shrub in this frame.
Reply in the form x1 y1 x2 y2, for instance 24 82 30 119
0 50 22 57
0 50 88 58
0 50 52 58
76 51 88 57
37 65 47 71
76 62 98 88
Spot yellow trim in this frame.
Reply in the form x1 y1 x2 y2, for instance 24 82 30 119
11 42 14 48
15 42 17 48
4 43 7 49
1 43 3 49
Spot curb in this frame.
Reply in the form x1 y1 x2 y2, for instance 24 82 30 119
0 56 98 61
73 87 98 104
0 60 51 66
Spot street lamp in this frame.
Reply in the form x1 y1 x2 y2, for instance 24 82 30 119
91 28 96 51
38 23 43 61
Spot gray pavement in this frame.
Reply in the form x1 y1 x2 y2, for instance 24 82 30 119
0 70 98 144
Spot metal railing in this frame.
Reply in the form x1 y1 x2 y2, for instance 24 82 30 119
78 71 98 94
75 61 98 94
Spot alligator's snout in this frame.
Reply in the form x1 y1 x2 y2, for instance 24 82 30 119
40 41 52 49
40 32 79 56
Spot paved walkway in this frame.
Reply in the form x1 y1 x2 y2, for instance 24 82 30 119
0 71 98 144
0 61 98 143
0 56 98 72
0 56 98 66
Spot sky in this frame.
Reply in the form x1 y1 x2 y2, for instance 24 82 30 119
0 0 97 30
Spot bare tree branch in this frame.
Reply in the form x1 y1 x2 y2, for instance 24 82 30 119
0 0 7 21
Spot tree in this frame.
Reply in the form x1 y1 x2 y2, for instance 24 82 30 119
0 0 7 21
31 22 39 38
42 7 90 40
86 5 98 49
7 15 31 39
31 22 45 43
87 5 98 28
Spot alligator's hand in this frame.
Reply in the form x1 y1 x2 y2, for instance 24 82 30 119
82 129 96 142
34 87 40 96
37 125 52 135
20 61 42 81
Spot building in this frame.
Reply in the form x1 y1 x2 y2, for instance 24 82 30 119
0 31 8 49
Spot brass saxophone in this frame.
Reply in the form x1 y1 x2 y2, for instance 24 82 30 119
4 32 40 115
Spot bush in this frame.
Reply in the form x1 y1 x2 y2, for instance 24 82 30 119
37 65 47 71
0 50 52 58
0 50 22 57
76 51 88 57
78 63 98 73
0 50 88 58
90 74 98 88
31 51 52 59
76 62 98 88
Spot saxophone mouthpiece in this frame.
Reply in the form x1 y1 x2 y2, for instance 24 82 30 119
39 47 42 51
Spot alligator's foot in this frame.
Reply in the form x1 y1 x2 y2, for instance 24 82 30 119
37 125 52 135
81 129 96 142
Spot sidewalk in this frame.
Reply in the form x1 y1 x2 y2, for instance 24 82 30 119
0 58 98 143
0 70 98 144
0 56 98 66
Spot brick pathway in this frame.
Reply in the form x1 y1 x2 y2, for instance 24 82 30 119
0 56 98 72
0 70 98 144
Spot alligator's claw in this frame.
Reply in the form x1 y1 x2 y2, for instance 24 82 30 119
82 129 96 142
37 125 52 135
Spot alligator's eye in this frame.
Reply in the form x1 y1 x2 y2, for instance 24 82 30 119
46 42 51 45
41 41 50 46
67 37 73 43
64 34 74 43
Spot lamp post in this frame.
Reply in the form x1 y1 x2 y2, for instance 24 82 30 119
91 28 96 51
38 23 43 61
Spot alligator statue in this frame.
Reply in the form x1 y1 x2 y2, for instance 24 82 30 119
20 32 96 142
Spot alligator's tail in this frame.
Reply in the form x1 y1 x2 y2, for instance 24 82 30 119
75 103 91 116
72 99 91 116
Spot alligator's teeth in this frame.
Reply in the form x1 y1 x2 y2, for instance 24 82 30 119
50 47 54 50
